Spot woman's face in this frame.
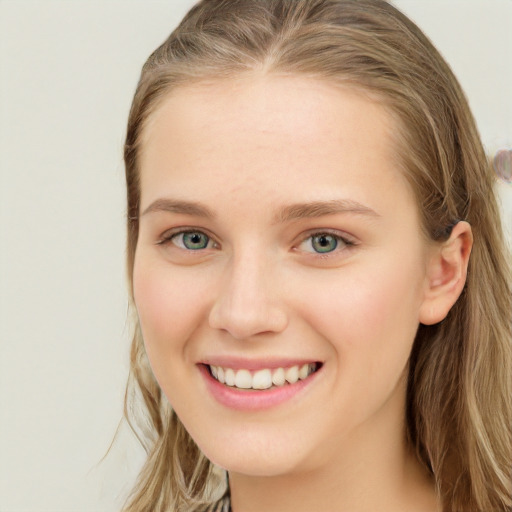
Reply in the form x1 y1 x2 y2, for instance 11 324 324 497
133 75 432 476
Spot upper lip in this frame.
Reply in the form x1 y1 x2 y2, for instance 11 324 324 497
200 356 320 371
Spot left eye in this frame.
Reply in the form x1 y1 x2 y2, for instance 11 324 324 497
300 233 347 254
171 231 212 250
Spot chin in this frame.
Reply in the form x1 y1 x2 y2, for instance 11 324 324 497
211 453 302 478
194 427 313 478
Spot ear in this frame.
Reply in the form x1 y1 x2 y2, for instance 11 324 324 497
419 221 473 325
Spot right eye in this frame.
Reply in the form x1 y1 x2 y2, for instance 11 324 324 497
169 231 213 250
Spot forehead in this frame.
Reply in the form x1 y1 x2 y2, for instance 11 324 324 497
138 74 415 218
141 74 392 159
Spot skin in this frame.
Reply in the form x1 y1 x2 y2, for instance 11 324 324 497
133 75 471 512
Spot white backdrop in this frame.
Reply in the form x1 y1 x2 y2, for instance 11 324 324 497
0 1 510 511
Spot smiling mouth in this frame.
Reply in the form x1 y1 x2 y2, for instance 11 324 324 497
207 363 321 390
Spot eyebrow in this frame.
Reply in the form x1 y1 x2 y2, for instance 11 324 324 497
273 199 380 223
140 197 379 222
141 198 215 219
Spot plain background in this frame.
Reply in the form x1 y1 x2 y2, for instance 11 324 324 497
0 1 510 511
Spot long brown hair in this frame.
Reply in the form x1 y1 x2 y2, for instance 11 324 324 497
122 1 512 510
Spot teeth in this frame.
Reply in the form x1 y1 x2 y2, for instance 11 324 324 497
253 369 272 390
272 367 285 386
209 363 318 390
235 369 252 389
285 365 299 384
225 368 236 386
299 363 309 379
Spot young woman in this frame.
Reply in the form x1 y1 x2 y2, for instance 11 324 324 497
121 1 512 510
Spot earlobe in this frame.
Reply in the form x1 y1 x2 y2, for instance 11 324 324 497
419 221 473 325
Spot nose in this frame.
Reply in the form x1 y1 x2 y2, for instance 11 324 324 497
208 251 288 340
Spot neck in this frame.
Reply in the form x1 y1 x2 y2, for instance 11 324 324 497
228 378 439 512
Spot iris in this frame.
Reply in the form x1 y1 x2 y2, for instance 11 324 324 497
311 234 338 253
179 232 210 250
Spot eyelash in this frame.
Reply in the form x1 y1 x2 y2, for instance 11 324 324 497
156 228 356 255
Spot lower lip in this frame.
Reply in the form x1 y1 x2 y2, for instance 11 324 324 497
198 364 320 411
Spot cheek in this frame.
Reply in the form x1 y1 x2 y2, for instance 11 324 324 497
132 256 211 370
294 254 425 381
